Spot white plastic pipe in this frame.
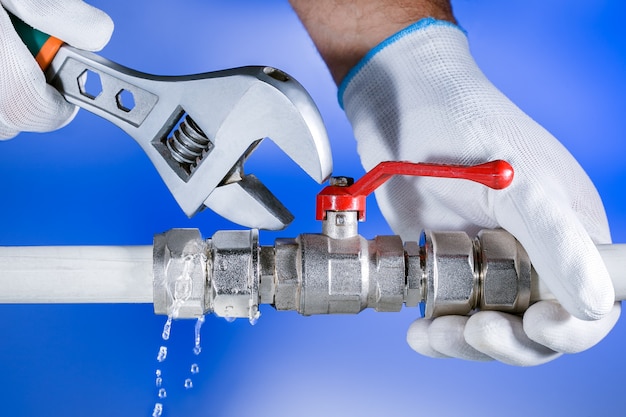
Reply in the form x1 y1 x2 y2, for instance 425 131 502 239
0 242 625 307
531 244 626 303
0 245 153 303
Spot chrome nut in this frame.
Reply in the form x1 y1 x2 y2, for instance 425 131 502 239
273 238 300 311
477 229 531 314
209 230 259 320
153 228 208 318
423 231 476 318
258 246 276 305
368 235 405 312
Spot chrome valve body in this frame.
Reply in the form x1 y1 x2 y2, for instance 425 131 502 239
153 221 532 319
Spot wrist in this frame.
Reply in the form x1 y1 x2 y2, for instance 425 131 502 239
289 0 456 84
339 18 465 110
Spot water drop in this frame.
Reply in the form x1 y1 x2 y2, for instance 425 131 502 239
193 315 205 355
249 309 261 326
155 377 162 387
155 369 161 377
162 315 173 340
184 378 193 389
224 316 236 323
152 403 163 417
174 278 192 301
158 388 167 399
190 363 199 374
173 257 194 302
156 346 168 362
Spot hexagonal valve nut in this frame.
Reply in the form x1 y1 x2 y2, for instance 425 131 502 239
423 230 477 318
153 229 209 318
209 229 260 321
476 229 531 314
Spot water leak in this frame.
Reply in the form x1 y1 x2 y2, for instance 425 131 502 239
193 315 205 355
249 309 261 326
151 256 264 413
173 255 194 308
161 316 173 340
151 403 163 417
156 346 168 363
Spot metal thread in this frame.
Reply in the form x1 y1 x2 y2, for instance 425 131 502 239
166 115 212 168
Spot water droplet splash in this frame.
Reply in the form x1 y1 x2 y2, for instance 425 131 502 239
173 255 194 303
157 346 168 363
151 256 215 413
152 403 163 417
193 315 205 355
162 316 173 340
249 308 261 326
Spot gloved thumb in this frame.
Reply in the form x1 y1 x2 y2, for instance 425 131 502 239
1 0 113 51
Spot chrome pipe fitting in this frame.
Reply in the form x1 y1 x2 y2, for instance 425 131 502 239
152 227 532 320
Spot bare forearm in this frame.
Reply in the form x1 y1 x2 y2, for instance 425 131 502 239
289 0 456 84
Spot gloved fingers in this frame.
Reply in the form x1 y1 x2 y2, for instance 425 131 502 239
0 7 76 138
1 0 113 51
406 319 451 359
496 176 614 321
464 311 561 366
427 316 493 361
523 300 621 354
0 124 18 140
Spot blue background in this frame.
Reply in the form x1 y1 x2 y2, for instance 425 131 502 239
1 1 625 416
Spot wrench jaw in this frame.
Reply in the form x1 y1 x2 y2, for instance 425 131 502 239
197 67 334 229
201 147 295 231
252 66 333 185
164 66 333 230
203 174 294 231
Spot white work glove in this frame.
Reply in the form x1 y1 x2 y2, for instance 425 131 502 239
0 0 113 139
340 18 621 366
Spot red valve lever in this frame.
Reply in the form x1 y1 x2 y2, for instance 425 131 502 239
316 160 514 221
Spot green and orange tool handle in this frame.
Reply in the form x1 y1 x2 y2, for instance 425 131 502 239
8 12 64 71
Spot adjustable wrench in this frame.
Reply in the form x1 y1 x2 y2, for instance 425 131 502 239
10 14 333 230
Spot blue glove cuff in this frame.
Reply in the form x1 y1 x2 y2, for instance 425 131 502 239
337 17 463 109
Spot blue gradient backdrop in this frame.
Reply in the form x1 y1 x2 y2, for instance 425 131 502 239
1 1 625 416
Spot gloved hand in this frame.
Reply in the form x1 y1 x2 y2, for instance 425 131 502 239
0 0 113 139
340 18 621 366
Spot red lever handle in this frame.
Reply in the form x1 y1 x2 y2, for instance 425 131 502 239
316 160 514 221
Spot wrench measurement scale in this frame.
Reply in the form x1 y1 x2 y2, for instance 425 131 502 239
10 13 333 230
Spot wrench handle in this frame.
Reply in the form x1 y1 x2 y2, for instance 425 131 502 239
8 12 63 70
